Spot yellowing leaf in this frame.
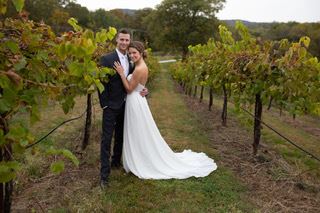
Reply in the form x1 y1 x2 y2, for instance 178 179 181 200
94 79 104 93
0 0 7 14
67 18 82 32
107 27 117 40
50 161 65 174
61 149 79 166
299 36 310 48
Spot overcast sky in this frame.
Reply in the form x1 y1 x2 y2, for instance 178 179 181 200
75 0 320 23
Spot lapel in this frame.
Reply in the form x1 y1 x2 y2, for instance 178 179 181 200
127 54 134 74
113 50 120 63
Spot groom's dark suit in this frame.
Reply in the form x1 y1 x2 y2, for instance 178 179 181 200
98 50 134 182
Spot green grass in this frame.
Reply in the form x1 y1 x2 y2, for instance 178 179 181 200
13 63 255 212
68 64 254 212
59 65 253 212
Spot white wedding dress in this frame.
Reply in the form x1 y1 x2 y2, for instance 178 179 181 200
122 74 217 179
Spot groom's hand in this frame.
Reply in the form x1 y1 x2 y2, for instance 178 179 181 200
140 87 149 97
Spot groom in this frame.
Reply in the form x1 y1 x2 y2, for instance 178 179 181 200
98 28 147 188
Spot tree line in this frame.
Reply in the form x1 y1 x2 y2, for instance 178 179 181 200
2 0 226 58
225 20 320 58
3 0 319 59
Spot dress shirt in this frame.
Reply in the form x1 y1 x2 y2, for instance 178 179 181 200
116 48 129 77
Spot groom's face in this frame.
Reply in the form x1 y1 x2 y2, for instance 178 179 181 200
116 33 130 54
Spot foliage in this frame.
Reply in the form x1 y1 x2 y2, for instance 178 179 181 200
145 48 160 83
172 21 320 115
171 21 320 152
144 0 225 58
225 21 320 58
0 0 117 182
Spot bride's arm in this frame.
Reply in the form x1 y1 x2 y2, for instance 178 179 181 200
113 61 140 93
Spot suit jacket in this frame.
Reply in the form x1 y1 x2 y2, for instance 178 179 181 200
98 50 134 109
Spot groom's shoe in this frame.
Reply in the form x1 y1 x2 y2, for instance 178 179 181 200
100 179 109 190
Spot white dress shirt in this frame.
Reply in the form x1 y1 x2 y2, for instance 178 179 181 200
116 48 129 77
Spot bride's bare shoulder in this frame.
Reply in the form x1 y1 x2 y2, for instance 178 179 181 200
134 64 149 75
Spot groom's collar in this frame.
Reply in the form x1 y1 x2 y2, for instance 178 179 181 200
116 48 127 57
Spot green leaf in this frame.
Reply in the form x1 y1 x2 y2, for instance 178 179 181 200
30 104 40 123
68 61 84 77
46 147 59 155
57 43 67 58
0 161 20 183
94 79 104 93
298 47 307 58
12 142 25 155
107 27 117 40
36 50 49 60
61 149 79 166
101 67 115 76
0 129 5 146
12 0 25 12
95 29 108 43
0 0 7 14
83 29 94 40
67 18 82 32
13 57 27 71
50 161 65 174
20 88 41 105
61 96 75 114
5 40 20 54
82 38 95 55
0 99 11 113
0 86 18 113
0 75 10 89
6 123 28 142
46 148 79 166
299 36 310 48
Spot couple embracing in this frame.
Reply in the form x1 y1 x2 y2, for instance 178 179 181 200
98 29 217 188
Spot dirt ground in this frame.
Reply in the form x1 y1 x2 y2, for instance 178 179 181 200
179 85 320 213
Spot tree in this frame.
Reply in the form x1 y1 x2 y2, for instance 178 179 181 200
88 9 124 31
64 2 90 27
24 0 65 22
145 0 225 58
49 8 71 32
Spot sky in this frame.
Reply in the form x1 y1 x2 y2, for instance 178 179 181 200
75 0 320 23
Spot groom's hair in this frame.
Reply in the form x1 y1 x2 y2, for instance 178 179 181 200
117 28 131 38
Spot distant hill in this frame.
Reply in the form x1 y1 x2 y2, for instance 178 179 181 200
116 8 152 15
115 9 296 28
221 19 270 27
118 9 137 16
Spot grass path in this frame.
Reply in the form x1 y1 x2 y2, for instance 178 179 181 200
12 64 253 212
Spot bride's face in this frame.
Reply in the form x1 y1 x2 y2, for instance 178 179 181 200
129 47 141 63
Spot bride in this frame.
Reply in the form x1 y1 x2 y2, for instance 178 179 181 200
113 41 217 179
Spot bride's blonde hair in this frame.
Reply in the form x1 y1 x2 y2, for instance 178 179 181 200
129 41 147 59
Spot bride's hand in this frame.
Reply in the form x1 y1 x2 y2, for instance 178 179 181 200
113 61 124 76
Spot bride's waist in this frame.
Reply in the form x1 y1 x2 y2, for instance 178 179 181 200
134 84 145 92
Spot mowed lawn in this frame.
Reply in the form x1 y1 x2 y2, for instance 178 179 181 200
12 63 254 212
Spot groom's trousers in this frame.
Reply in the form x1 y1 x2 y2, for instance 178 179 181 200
100 103 125 181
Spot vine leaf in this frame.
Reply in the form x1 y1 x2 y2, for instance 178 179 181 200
50 161 65 174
